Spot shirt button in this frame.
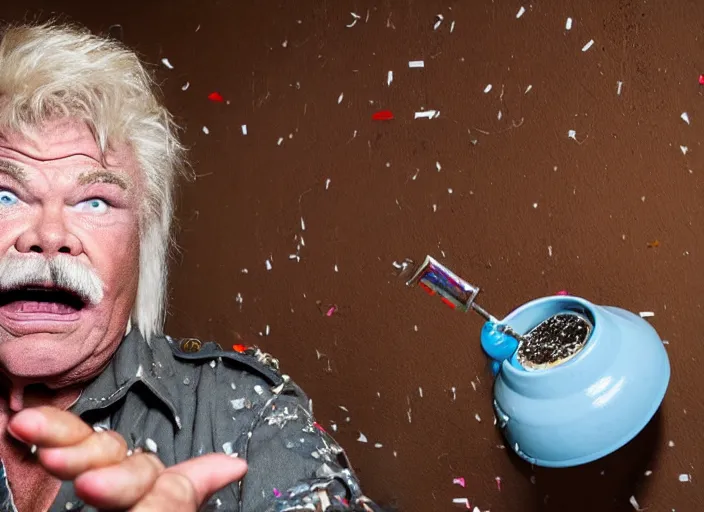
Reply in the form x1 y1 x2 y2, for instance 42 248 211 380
180 338 202 353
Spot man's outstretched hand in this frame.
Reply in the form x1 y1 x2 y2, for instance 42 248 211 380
7 406 248 510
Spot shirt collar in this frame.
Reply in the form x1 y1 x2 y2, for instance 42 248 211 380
71 329 183 429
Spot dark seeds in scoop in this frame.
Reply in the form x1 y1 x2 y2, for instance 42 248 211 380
517 313 591 368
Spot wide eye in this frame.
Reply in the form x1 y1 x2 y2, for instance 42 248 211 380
74 198 109 214
0 190 19 207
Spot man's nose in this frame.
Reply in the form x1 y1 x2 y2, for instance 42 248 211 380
14 206 83 256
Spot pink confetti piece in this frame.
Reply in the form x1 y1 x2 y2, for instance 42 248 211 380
556 290 569 295
699 74 704 86
273 488 282 498
326 305 337 317
452 477 466 488
495 476 502 491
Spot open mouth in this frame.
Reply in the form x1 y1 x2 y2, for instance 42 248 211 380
0 286 86 315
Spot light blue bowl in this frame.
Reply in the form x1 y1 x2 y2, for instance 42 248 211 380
480 295 670 468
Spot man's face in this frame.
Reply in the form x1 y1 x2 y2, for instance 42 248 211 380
0 118 141 388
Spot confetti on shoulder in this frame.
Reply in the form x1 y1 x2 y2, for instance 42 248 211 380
409 60 425 68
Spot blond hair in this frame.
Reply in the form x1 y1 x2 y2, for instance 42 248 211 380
0 21 187 342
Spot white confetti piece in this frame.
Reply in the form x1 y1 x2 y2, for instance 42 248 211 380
452 498 470 508
300 217 306 231
436 161 442 171
644 470 652 476
451 387 456 400
346 12 361 28
432 204 437 212
433 14 444 30
277 137 284 146
475 413 481 422
357 432 368 443
241 268 248 274
516 6 526 18
222 441 235 455
181 82 190 91
669 440 675 447
334 264 339 272
639 312 654 318
145 438 158 453
325 178 331 189
337 92 344 104
281 40 288 48
374 443 383 448
617 81 623 95
448 188 453 194
582 39 594 52
680 145 689 155
418 387 423 398
533 202 538 208
450 21 456 33
414 110 440 119
265 325 270 336
408 60 425 68
235 293 243 304
525 84 533 94
681 112 690 125
568 129 577 140
161 58 174 69
241 124 248 135
629 495 641 510
679 474 691 482
565 17 573 30
548 245 553 257
254 385 264 395
265 259 272 271
387 70 393 86
202 126 210 135
484 84 493 93
497 110 503 120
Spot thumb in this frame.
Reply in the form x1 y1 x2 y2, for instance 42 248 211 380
163 453 248 505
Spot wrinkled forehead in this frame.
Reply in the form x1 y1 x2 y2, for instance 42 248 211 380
0 117 138 172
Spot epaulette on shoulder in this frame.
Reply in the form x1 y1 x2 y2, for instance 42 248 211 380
166 336 285 387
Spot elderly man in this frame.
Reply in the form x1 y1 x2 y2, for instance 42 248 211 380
0 22 381 512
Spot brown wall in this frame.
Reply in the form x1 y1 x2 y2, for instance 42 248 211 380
2 1 703 511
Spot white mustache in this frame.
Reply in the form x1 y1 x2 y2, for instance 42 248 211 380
0 254 104 305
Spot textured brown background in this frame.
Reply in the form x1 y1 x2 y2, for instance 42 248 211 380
2 1 703 511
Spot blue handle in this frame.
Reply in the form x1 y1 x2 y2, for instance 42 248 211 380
481 321 519 373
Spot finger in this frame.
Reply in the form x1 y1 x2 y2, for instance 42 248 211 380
7 406 93 447
132 455 248 511
74 452 164 509
38 430 128 480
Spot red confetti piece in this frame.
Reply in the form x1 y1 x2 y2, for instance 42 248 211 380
208 92 224 102
495 476 502 491
313 422 327 433
699 74 704 85
232 344 247 353
372 110 394 121
556 290 569 296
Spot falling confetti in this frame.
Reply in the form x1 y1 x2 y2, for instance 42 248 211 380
565 17 573 30
629 495 642 510
474 413 481 422
617 81 623 95
372 110 394 121
495 476 502 491
699 74 704 85
681 145 689 155
161 58 174 69
568 130 577 140
208 92 224 102
452 498 471 509
408 60 425 68
582 39 595 52
357 433 368 443
452 477 466 488
202 126 210 135
548 245 553 257
277 137 284 146
387 70 394 86
414 110 440 119
679 474 691 482
346 12 362 28
681 112 690 124
433 14 444 30
181 82 190 91
241 124 248 135
265 259 272 271
374 443 383 448
516 6 526 18
325 178 331 190
337 93 344 104
525 84 533 94
450 21 456 33
484 84 493 93
273 489 282 498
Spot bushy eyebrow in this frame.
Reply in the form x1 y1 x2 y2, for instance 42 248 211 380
0 160 27 183
77 170 131 190
0 159 131 191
